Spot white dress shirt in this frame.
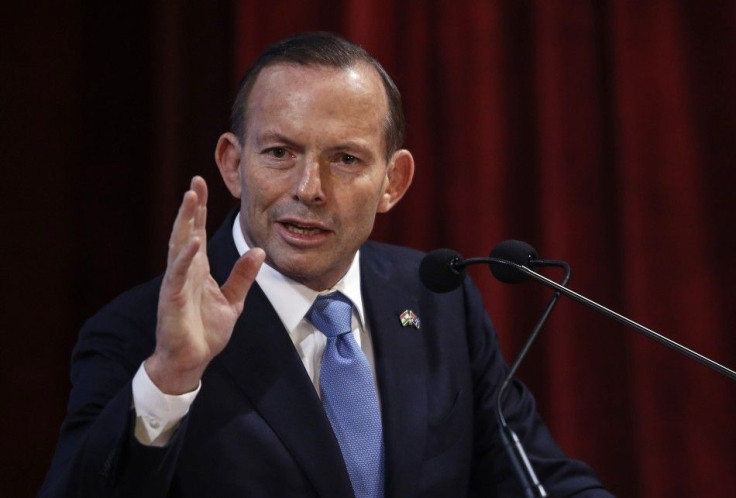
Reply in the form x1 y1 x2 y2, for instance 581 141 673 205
132 213 376 446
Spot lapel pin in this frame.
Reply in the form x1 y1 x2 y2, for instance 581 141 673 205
399 309 421 330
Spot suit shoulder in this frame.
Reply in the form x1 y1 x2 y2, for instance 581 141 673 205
88 275 162 324
78 275 162 350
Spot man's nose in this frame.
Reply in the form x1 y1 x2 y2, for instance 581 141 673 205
294 158 325 204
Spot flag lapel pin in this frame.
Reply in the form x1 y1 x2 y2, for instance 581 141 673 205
399 309 421 330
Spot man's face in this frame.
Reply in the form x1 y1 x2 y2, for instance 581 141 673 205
228 63 409 290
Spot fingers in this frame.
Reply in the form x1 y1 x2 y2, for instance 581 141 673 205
190 176 208 234
164 236 202 296
221 248 266 309
190 175 208 207
174 237 202 273
168 176 209 266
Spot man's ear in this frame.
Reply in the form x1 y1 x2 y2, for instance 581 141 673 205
377 149 415 213
215 132 243 198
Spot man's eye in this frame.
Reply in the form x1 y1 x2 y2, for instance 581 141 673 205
341 154 358 165
269 148 288 158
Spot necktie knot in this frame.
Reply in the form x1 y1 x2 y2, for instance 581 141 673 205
306 292 354 338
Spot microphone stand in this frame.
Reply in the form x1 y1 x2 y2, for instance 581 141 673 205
469 257 736 382
462 258 570 498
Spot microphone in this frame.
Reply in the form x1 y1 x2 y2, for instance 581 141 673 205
489 239 539 284
419 240 568 291
418 248 466 293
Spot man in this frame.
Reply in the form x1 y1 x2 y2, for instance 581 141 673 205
41 32 612 497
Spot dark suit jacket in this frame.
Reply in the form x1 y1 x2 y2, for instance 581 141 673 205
40 211 611 497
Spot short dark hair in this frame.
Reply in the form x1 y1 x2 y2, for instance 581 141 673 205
230 32 405 159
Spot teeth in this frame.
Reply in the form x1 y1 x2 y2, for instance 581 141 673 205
286 223 322 235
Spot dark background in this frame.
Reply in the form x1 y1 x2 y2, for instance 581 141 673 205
4 1 736 496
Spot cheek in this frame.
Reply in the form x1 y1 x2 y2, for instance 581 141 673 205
242 170 284 210
338 186 385 230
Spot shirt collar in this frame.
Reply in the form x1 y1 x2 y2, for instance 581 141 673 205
231 212 365 333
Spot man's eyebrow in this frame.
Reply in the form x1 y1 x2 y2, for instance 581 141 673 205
330 141 375 158
255 131 301 148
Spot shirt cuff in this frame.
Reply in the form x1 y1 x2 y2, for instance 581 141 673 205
131 362 201 447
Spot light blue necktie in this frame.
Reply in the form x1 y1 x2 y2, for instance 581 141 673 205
306 292 384 498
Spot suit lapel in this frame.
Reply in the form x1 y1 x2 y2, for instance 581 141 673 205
361 245 427 498
207 213 354 497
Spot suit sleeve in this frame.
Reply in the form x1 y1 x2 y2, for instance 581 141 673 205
460 278 615 497
38 279 188 498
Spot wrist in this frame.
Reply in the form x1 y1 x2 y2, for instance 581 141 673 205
144 353 206 395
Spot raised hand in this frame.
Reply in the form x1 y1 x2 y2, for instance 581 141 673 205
144 176 264 394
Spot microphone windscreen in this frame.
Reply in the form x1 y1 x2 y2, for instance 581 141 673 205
490 240 539 284
419 248 467 293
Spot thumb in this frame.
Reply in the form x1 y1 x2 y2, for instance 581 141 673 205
221 248 266 308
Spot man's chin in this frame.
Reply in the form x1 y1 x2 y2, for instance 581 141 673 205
270 258 347 291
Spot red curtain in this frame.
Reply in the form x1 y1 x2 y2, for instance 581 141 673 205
232 1 736 496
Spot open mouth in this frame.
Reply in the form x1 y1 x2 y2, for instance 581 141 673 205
282 222 328 236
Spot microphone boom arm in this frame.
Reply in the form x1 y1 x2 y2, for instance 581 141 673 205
477 258 736 382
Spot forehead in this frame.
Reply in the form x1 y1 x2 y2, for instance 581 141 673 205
244 63 388 141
